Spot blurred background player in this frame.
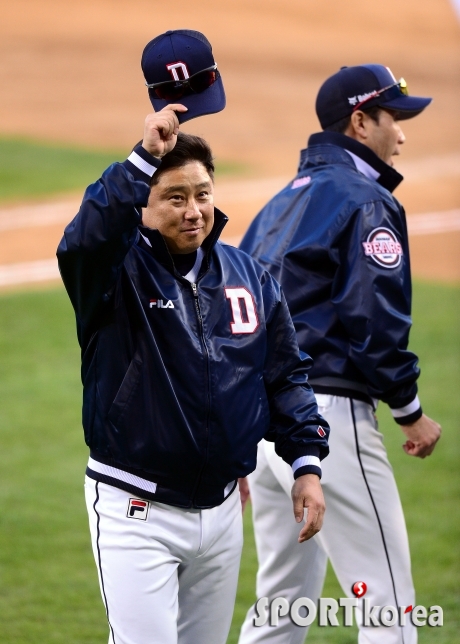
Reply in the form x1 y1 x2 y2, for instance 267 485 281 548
238 64 441 644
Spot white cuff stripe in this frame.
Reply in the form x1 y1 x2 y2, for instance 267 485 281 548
88 457 157 493
391 395 421 418
292 455 321 474
127 151 157 177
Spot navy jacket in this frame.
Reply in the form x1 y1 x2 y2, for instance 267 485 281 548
240 132 422 425
57 151 329 509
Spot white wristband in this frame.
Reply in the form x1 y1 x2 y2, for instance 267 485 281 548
291 455 321 474
127 151 157 177
391 395 421 418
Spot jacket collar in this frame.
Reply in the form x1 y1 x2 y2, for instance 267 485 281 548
137 207 229 276
300 131 403 193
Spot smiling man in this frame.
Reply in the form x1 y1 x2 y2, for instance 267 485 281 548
238 65 441 644
56 105 329 644
142 140 214 256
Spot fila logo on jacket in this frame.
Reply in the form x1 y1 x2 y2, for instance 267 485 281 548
150 299 175 309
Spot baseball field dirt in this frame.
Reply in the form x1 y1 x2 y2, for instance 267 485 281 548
0 0 459 283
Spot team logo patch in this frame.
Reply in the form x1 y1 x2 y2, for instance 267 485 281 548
166 61 190 81
362 227 403 268
317 426 326 438
127 499 149 521
291 176 311 189
225 287 259 334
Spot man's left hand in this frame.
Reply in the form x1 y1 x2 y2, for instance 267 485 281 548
291 473 325 543
401 413 441 458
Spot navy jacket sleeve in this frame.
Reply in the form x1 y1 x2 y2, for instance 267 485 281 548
262 276 330 478
57 151 156 338
331 198 422 422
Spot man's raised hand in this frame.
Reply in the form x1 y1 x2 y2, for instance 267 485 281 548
142 105 188 158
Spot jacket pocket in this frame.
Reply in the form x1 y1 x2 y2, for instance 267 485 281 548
107 357 142 428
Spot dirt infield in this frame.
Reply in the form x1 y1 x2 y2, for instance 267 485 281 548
0 0 459 283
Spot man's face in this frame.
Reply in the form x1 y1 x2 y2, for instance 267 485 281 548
364 109 406 166
142 161 214 254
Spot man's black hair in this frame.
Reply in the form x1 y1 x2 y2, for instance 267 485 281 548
149 132 214 186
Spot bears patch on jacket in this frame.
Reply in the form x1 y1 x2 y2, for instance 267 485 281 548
362 227 403 268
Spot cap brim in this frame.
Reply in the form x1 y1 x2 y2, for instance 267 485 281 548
379 95 432 120
148 75 226 124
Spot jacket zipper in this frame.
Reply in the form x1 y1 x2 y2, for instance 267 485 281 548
190 281 212 505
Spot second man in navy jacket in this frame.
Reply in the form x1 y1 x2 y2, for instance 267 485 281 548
238 65 441 644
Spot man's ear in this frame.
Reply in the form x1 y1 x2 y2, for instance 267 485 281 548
345 110 372 143
350 111 367 138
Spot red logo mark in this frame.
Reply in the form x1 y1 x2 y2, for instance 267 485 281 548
317 426 326 438
352 581 367 597
405 605 413 613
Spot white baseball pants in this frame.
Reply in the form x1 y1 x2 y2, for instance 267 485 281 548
238 394 417 644
85 476 243 644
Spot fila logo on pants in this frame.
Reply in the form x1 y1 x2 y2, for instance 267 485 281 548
127 499 149 521
225 287 259 334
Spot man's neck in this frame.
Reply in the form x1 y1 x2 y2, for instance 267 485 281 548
170 250 198 277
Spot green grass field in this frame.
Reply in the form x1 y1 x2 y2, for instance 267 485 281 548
0 137 245 204
0 282 458 643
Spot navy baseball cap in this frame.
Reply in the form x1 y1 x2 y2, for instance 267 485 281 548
316 64 432 129
141 30 226 124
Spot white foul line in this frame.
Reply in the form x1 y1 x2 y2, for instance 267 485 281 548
220 210 460 249
1 150 459 232
0 209 459 288
406 209 460 235
0 258 61 286
0 199 82 232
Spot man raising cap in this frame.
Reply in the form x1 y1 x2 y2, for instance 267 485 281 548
238 64 441 644
57 92 330 644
